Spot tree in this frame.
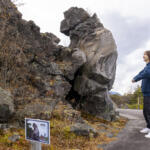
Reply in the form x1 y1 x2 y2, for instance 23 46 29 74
129 85 143 105
110 85 143 109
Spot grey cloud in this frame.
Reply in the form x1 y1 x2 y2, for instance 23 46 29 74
99 12 150 63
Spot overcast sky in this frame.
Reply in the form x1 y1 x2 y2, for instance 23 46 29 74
15 0 150 95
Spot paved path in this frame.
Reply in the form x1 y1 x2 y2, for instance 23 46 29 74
104 108 150 150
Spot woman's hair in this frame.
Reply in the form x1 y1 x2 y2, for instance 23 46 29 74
145 50 150 61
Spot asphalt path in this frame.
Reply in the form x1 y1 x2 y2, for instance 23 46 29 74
104 108 150 150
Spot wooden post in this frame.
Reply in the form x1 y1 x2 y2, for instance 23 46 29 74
30 141 41 150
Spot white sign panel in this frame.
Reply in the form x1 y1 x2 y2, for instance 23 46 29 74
25 118 50 144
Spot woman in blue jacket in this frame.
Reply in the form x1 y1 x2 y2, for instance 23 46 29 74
132 50 150 138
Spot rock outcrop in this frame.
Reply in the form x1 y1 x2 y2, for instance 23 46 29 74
0 0 118 124
0 87 14 122
61 7 118 121
0 0 85 123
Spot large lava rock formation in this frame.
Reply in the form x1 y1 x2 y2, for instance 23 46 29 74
0 0 118 124
61 7 118 121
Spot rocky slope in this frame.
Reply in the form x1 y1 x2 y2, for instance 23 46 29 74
0 0 118 125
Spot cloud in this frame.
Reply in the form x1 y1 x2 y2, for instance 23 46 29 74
112 40 150 94
99 12 150 94
18 1 150 50
100 12 150 63
17 0 150 95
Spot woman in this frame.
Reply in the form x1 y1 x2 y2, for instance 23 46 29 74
132 50 150 138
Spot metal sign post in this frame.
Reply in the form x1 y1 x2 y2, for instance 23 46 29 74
31 141 41 150
137 96 140 109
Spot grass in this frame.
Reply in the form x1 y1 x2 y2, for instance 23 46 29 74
0 111 128 150
127 104 143 109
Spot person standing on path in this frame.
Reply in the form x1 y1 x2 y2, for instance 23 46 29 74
132 50 150 138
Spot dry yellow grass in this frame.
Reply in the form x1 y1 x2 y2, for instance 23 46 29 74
0 111 128 150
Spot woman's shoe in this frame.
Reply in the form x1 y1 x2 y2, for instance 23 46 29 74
145 132 150 138
140 128 150 133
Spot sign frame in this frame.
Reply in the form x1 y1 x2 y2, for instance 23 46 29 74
25 118 50 145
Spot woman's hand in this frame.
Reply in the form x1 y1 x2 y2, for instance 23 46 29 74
132 79 135 83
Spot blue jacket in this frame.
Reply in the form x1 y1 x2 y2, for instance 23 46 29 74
133 62 150 96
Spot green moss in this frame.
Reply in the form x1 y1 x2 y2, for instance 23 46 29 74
63 126 76 139
63 126 70 132
0 132 12 145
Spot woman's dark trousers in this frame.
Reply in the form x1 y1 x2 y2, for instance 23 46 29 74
143 96 150 129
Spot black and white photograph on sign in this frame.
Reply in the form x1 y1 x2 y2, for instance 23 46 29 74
25 118 50 144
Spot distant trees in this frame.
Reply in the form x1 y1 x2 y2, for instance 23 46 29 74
127 85 143 104
110 85 143 109
126 85 143 109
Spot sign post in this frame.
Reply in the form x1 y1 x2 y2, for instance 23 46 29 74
137 96 140 109
30 141 41 150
